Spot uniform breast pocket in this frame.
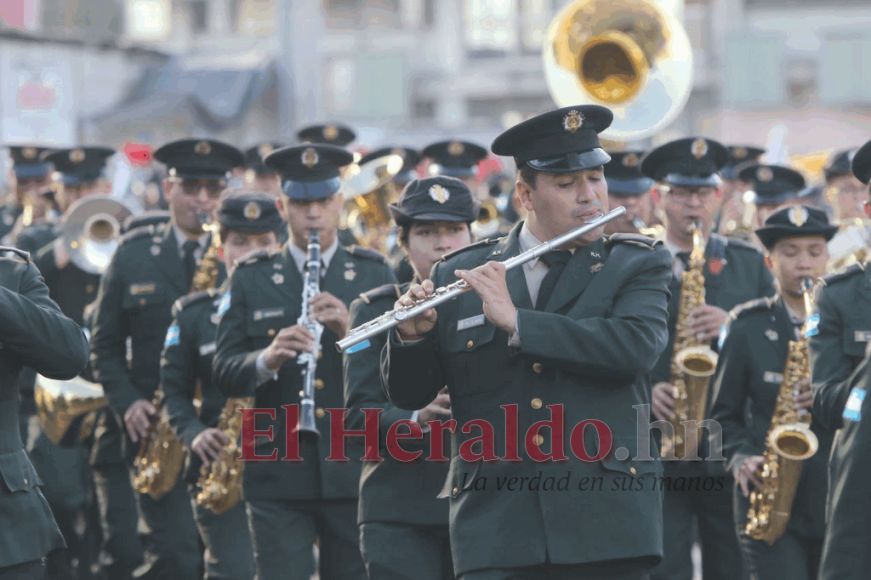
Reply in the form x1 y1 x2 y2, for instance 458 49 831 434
247 309 294 345
444 319 502 394
122 286 168 334
0 450 44 495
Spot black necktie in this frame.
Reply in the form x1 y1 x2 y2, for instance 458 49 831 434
183 240 199 289
536 250 572 311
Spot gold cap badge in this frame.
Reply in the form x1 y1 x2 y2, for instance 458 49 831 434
258 144 273 158
429 184 449 204
691 139 708 160
448 141 465 157
733 146 747 160
244 201 261 221
302 147 319 169
564 110 583 133
757 166 773 183
195 141 211 156
69 149 85 164
323 125 339 141
22 147 37 159
623 153 639 168
788 205 808 227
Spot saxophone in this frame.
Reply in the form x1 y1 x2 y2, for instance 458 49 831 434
745 278 819 544
132 216 219 500
661 221 719 459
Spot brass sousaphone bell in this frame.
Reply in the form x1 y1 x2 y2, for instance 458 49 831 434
340 153 405 255
62 195 137 275
543 0 694 141
35 376 108 447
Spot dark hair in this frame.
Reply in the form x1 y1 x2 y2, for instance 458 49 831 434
518 165 540 189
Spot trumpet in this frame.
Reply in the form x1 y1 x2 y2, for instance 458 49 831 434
336 207 626 353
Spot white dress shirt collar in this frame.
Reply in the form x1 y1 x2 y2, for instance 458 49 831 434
288 235 339 274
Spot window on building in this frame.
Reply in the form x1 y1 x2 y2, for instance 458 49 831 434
412 98 436 121
519 0 551 52
324 0 401 29
464 0 518 58
399 0 434 29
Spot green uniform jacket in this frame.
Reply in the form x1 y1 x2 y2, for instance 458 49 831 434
382 223 672 574
344 282 449 526
711 295 831 538
212 242 397 501
0 247 89 567
90 222 226 462
809 263 871 432
817 350 871 578
161 287 227 485
651 234 775 476
0 204 22 241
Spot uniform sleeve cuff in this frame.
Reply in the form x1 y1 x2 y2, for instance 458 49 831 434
255 349 278 387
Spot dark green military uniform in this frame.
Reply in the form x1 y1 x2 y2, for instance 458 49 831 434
816 347 871 578
91 219 218 578
345 281 454 580
0 246 89 578
712 296 831 579
212 142 396 580
384 224 672 578
0 204 23 242
640 137 776 580
213 242 396 580
161 287 255 580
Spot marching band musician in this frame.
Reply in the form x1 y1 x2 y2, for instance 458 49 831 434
0 145 55 244
384 104 673 580
0 245 89 579
297 123 357 148
735 164 806 251
808 139 871 561
601 150 655 235
211 143 396 580
357 146 423 285
90 139 242 579
822 148 871 271
16 146 117 579
641 137 776 580
344 175 477 580
242 143 285 198
715 145 765 236
161 191 281 580
422 140 488 194
710 205 837 580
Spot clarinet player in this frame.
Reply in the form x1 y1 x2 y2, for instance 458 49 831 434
212 144 396 580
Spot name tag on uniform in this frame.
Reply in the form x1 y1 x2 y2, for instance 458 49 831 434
457 314 485 331
199 342 216 356
254 308 284 321
130 283 156 295
855 331 871 343
763 371 784 384
844 387 865 421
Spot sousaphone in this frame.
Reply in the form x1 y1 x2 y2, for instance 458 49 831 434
340 153 404 255
62 195 137 275
543 0 694 141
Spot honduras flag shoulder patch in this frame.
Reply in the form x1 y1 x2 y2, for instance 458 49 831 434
843 387 866 422
164 325 180 348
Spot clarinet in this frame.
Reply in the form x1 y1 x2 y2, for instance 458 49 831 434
296 230 324 437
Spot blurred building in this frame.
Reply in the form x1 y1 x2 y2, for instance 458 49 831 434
2 0 871 174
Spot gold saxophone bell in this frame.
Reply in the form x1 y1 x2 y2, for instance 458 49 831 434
62 195 137 275
542 0 693 141
341 155 404 254
34 375 108 448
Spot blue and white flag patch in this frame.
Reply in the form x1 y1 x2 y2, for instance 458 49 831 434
164 325 180 348
217 291 231 317
804 314 820 338
843 387 865 422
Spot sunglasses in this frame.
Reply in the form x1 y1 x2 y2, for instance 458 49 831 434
168 178 226 199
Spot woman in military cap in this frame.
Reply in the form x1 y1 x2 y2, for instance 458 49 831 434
161 190 282 580
344 175 477 579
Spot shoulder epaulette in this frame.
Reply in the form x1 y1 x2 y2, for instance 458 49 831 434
346 245 388 263
821 262 865 286
724 237 763 254
440 238 499 262
606 233 662 249
359 283 402 305
119 224 156 244
0 245 30 262
236 249 275 268
173 290 214 315
729 296 775 320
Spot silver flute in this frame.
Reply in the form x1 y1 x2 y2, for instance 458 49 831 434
335 206 626 353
